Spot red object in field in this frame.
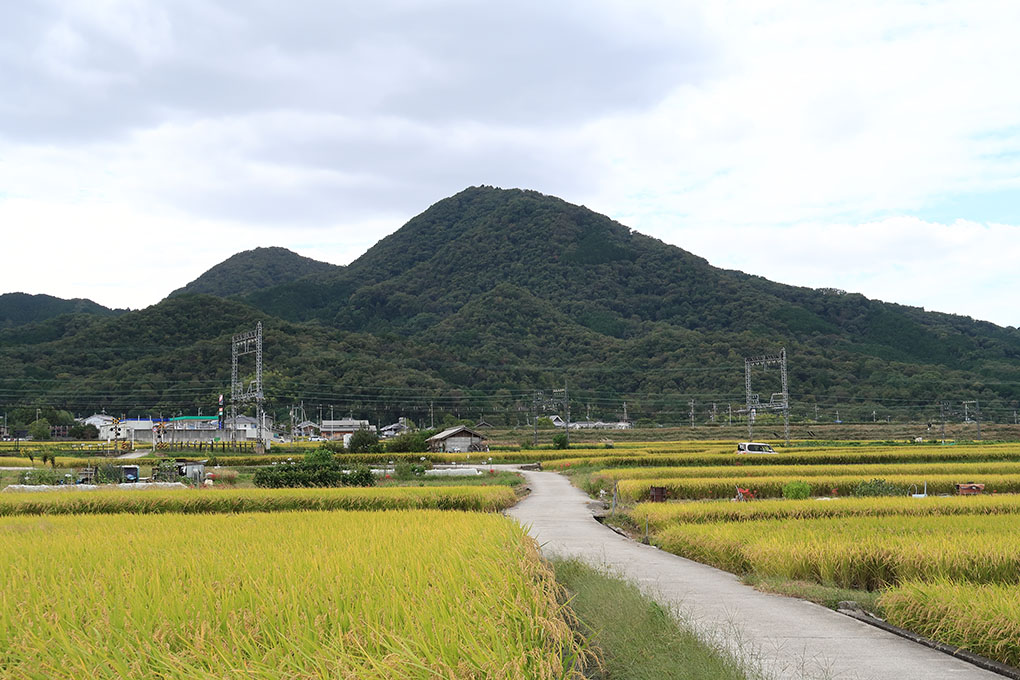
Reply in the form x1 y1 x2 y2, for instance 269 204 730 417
734 486 755 502
956 483 984 495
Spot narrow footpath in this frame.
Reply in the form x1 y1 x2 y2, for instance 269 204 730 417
507 468 1000 680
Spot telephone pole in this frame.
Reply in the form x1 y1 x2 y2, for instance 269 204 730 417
963 400 981 440
689 399 695 428
532 392 540 447
553 382 570 445
940 401 947 444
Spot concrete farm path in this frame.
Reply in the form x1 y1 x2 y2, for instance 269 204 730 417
505 468 1000 680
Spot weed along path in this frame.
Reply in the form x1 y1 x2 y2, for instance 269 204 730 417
506 468 1000 680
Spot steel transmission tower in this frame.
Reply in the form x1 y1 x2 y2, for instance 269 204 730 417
231 321 265 451
744 347 790 445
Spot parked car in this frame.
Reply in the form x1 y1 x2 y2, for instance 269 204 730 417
736 442 776 454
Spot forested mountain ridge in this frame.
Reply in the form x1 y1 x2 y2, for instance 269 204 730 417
1 186 1018 424
169 247 339 299
0 292 122 329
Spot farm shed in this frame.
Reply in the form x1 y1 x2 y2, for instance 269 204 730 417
426 426 488 453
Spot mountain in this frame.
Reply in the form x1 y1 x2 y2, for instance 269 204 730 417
0 292 122 329
1 186 1019 426
169 247 339 299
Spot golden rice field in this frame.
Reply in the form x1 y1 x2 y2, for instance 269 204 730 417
544 441 1020 470
0 510 585 679
616 473 1020 501
589 440 1020 666
882 580 1020 667
654 514 1020 589
627 493 1020 530
0 485 519 516
594 460 1020 483
625 502 1020 666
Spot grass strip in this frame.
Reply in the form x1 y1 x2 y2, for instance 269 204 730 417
553 558 752 680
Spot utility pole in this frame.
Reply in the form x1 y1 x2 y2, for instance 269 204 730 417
622 402 628 423
711 403 717 423
689 399 695 428
728 404 732 426
231 321 264 452
565 381 570 445
533 392 540 447
744 347 790 444
553 382 570 445
962 400 981 440
430 401 434 429
814 404 818 422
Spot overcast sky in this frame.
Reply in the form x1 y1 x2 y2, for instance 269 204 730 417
1 1 1018 327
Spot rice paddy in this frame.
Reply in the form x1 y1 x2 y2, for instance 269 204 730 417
0 510 585 679
591 439 1020 667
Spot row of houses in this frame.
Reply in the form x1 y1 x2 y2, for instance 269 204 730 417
83 414 271 443
75 412 626 446
545 415 632 430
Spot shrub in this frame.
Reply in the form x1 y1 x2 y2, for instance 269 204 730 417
393 462 426 480
853 478 906 497
385 431 431 453
207 469 239 486
17 468 64 485
253 463 375 489
304 447 335 466
152 458 182 483
552 433 569 450
347 429 381 454
96 464 125 484
28 419 51 441
782 481 811 499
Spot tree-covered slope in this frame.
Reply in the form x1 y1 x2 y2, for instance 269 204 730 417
169 247 339 299
1 186 1019 424
0 292 121 329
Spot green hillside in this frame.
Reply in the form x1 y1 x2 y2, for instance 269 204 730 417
0 293 121 329
1 187 1018 426
169 247 339 299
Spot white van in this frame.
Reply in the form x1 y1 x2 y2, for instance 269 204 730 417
737 442 776 454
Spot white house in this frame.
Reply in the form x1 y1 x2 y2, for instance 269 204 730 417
426 426 487 453
82 414 114 430
321 418 376 439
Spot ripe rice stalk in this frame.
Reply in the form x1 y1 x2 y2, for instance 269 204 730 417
881 580 1020 668
655 514 1020 590
0 510 587 679
0 486 519 516
616 473 1020 501
627 494 1020 531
